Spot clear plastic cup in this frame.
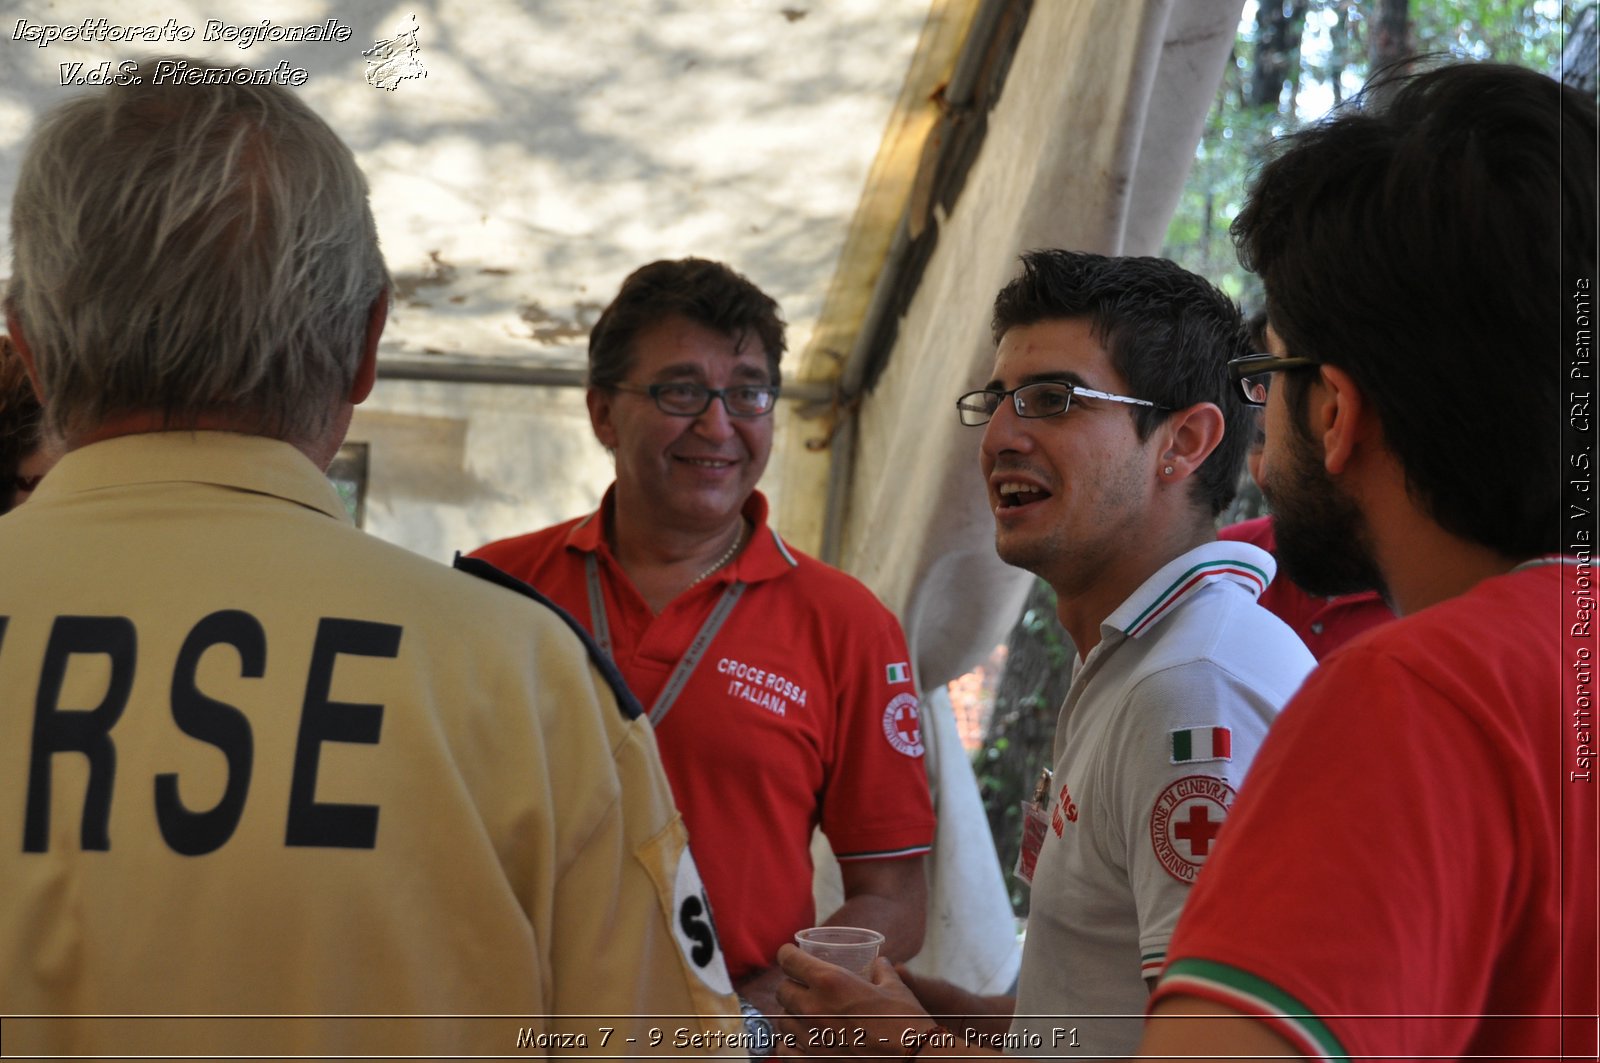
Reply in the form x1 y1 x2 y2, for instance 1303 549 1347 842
792 926 885 977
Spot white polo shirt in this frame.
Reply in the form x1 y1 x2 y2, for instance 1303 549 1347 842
1008 542 1315 1057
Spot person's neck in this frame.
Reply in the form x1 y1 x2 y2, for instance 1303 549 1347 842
71 409 343 470
1342 452 1524 616
608 499 750 614
1052 520 1215 657
1369 502 1523 616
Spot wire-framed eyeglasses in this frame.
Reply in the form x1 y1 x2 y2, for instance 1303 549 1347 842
955 381 1163 427
613 381 780 418
1228 353 1319 407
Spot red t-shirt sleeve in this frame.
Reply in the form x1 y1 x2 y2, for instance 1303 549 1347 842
1153 646 1527 1058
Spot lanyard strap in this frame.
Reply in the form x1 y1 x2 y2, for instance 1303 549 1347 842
585 553 745 726
586 553 612 656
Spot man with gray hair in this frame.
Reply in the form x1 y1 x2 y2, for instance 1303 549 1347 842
0 60 741 1056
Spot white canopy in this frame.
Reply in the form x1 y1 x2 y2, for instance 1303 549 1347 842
2 3 1240 695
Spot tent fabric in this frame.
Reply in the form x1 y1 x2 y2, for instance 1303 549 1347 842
811 685 1022 995
801 0 1242 993
801 0 1245 692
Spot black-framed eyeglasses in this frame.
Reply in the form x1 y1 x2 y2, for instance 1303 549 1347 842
613 381 780 418
955 381 1163 427
1228 353 1319 407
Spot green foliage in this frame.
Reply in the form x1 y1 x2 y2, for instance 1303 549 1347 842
1163 0 1572 304
1409 0 1566 68
972 578 1074 916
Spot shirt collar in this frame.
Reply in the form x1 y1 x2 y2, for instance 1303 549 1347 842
565 485 799 584
1104 540 1277 640
1512 554 1580 572
32 431 351 523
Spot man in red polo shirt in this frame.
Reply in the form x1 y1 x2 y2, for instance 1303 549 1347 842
473 257 933 1019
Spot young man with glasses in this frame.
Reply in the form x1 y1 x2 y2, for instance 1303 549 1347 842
774 250 1315 1057
1140 62 1598 1060
472 257 934 1020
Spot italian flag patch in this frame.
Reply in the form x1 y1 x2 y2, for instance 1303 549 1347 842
885 662 911 685
1170 726 1232 764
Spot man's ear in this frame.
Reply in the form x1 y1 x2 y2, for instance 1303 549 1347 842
5 309 46 403
586 387 618 451
1158 401 1226 483
348 292 388 405
1311 365 1367 475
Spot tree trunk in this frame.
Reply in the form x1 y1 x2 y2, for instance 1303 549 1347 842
1328 1 1351 107
1251 1 1311 111
1564 4 1598 96
1368 0 1412 76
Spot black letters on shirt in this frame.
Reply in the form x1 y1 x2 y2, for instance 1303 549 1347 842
285 618 400 849
678 890 717 968
155 610 263 856
24 616 137 852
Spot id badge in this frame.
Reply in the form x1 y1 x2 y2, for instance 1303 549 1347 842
1014 768 1053 886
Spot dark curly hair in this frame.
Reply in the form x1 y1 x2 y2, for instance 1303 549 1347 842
588 258 786 389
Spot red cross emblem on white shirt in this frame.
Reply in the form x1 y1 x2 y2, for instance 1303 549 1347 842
1173 801 1224 857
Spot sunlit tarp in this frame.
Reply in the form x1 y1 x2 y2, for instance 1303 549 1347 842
798 0 1245 691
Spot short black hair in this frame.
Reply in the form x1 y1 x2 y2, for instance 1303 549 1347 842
588 258 785 389
1245 309 1269 353
1233 61 1598 557
991 249 1254 516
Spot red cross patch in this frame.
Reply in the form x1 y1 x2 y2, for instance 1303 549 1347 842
1149 775 1237 883
881 693 924 757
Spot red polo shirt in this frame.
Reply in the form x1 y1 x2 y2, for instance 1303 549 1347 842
472 490 935 981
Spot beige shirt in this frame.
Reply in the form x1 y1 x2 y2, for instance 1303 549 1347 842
0 432 740 1057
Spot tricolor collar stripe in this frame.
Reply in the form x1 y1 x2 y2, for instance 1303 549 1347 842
770 528 799 568
1124 561 1269 637
1158 960 1346 1061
